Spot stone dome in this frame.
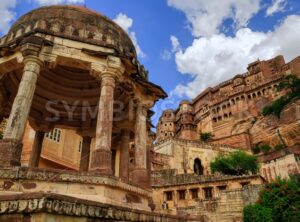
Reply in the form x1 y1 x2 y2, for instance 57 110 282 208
2 5 137 60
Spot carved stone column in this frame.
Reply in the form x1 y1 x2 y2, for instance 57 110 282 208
89 56 125 175
89 74 115 174
0 55 43 167
119 129 130 181
4 56 43 140
28 131 45 168
80 136 92 172
132 103 150 188
90 74 116 174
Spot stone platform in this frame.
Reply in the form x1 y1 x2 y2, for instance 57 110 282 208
0 167 153 212
0 167 198 221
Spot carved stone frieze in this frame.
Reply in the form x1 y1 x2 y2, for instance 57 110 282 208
0 193 198 221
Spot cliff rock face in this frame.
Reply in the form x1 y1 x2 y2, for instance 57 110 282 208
250 100 300 147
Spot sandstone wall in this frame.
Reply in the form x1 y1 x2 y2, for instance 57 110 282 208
258 146 300 182
153 139 237 174
210 133 251 150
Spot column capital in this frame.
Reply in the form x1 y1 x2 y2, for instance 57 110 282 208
134 99 154 112
90 56 125 81
20 36 44 57
23 55 44 67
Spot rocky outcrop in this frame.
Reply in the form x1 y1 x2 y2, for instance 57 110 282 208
250 99 300 147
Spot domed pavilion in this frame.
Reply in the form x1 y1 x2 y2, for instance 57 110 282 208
0 5 196 222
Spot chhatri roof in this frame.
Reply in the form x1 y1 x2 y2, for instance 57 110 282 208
2 5 137 61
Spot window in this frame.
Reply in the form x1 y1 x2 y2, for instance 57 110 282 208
203 187 213 199
217 185 227 191
78 140 82 152
240 182 250 187
178 190 186 200
190 189 199 199
45 128 61 143
165 191 173 201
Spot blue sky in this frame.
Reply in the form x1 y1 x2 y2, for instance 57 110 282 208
1 0 300 124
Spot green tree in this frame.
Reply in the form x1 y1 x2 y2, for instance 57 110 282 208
210 151 259 176
200 132 213 142
244 178 300 222
243 204 273 222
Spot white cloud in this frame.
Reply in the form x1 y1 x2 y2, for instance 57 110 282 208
114 13 145 58
170 35 180 52
167 0 261 37
172 15 300 98
0 0 17 35
33 0 85 5
266 0 287 16
161 35 181 60
161 50 172 60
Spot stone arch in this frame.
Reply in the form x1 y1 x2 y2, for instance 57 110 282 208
194 158 204 175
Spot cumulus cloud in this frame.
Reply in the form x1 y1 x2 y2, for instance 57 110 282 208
33 0 85 5
167 0 261 37
0 0 17 35
172 15 300 98
114 13 145 58
266 0 287 16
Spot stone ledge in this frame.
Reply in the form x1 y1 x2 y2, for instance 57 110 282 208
0 192 198 222
151 170 263 187
257 145 300 163
0 167 151 197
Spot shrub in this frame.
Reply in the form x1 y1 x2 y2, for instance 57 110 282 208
243 179 300 222
243 204 273 222
200 132 213 142
274 144 285 151
260 144 271 153
251 145 260 154
210 151 259 176
259 179 300 222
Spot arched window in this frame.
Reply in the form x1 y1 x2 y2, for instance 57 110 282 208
194 158 204 175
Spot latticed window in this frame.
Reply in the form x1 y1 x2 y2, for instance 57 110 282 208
203 187 213 199
178 190 186 200
165 191 173 201
190 188 198 199
45 128 61 143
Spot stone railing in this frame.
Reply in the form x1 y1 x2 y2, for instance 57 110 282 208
151 170 261 187
154 138 237 153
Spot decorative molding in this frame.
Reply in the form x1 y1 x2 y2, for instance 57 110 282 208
0 192 199 221
0 167 152 197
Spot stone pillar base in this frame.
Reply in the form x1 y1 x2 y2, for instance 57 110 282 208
89 149 113 175
131 168 150 188
0 139 23 167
